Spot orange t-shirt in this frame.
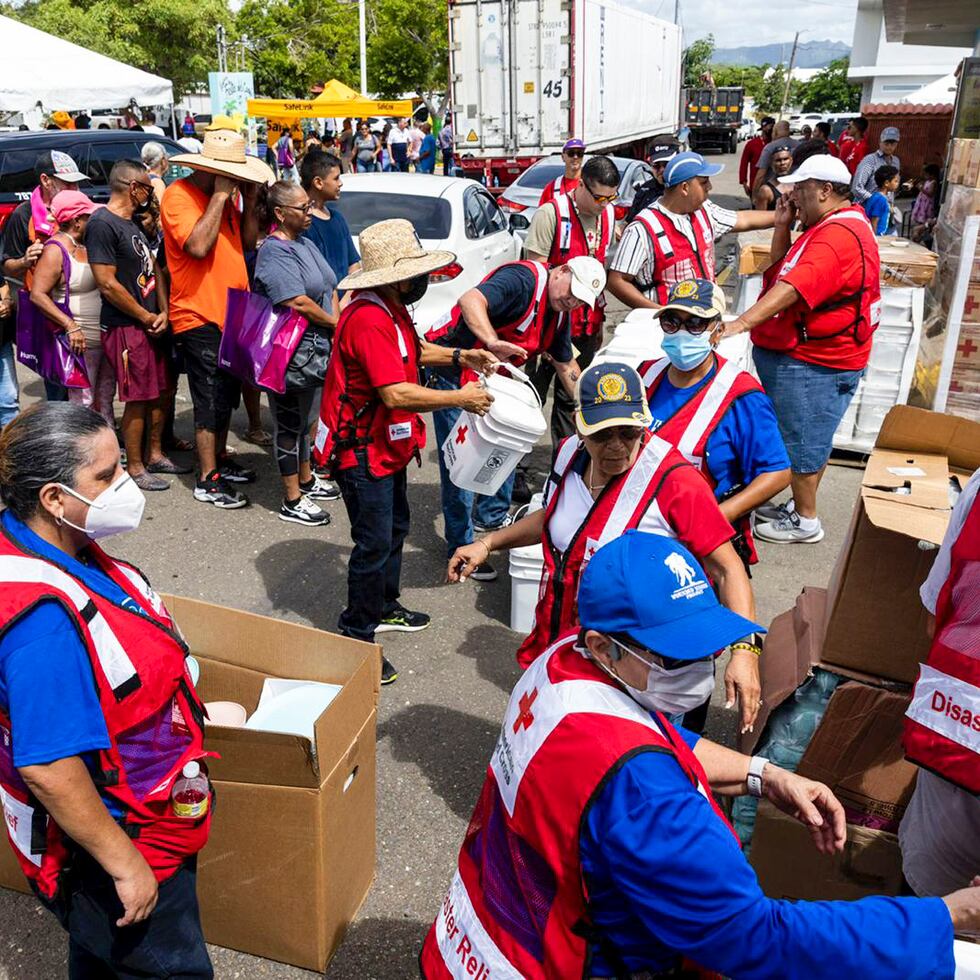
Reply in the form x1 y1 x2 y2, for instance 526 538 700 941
161 178 248 335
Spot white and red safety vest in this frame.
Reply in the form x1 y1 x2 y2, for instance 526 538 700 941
546 193 614 340
0 532 211 900
420 633 734 979
426 260 564 383
640 354 765 565
314 290 426 478
750 206 881 359
632 204 716 304
539 174 581 207
516 432 684 668
903 490 980 793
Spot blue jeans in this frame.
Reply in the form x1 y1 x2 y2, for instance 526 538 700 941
427 369 515 556
0 341 19 427
335 452 411 642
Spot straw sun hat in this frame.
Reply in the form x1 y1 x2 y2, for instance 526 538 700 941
338 219 455 290
169 129 274 185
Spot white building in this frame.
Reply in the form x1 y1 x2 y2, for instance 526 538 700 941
848 0 973 104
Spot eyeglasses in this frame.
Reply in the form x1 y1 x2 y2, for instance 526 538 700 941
279 202 313 215
131 180 154 194
587 425 644 444
611 636 712 672
659 310 717 335
583 183 618 205
565 149 585 159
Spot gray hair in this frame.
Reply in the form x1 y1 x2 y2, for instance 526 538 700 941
141 141 168 171
0 403 111 519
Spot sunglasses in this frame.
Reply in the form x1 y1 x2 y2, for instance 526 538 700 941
565 149 585 158
583 182 618 205
659 311 717 335
588 425 644 444
612 636 712 672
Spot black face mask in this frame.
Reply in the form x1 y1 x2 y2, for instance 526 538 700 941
400 274 429 306
132 192 153 216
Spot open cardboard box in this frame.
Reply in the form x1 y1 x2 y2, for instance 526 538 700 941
821 406 980 684
0 595 382 974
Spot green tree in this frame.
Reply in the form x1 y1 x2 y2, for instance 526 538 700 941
754 64 805 114
800 57 861 113
2 0 230 102
712 64 767 101
683 35 715 87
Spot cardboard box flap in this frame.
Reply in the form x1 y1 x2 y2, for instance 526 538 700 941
875 405 980 474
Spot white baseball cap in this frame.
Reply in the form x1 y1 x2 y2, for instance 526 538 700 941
566 256 606 308
779 154 851 186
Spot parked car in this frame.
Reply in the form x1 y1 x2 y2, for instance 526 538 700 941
824 112 861 143
0 129 191 235
496 154 655 243
330 173 523 335
788 113 824 136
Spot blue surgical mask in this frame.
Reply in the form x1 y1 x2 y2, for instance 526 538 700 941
661 330 714 371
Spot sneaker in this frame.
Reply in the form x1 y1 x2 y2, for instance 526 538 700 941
194 471 248 509
279 496 330 526
754 511 825 544
511 469 533 505
375 605 431 634
381 656 399 685
218 457 257 484
473 513 514 534
469 561 498 582
300 473 341 502
754 498 794 523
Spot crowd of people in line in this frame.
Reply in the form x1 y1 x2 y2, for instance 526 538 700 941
0 114 976 980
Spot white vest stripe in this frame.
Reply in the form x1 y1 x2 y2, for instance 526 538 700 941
112 564 165 617
641 357 669 389
556 195 573 251
514 262 549 335
906 663 980 756
638 209 674 257
778 209 873 279
676 359 741 463
693 208 712 242
599 435 673 545
544 436 580 506
0 555 138 693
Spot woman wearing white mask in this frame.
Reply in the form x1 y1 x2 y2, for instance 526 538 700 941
0 403 214 978
639 278 791 572
449 361 762 734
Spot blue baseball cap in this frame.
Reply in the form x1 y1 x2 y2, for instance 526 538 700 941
663 151 724 188
578 531 763 659
575 362 651 437
659 278 727 319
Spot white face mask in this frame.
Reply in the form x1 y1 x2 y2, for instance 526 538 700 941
58 474 146 539
606 637 715 716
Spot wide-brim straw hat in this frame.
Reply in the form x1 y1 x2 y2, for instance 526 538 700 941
339 218 456 290
169 129 274 185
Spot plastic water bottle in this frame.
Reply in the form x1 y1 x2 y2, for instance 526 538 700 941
171 761 209 819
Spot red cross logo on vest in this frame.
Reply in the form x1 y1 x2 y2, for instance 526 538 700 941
513 688 538 733
958 337 978 359
456 426 468 445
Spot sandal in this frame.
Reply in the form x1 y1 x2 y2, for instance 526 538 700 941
146 456 193 475
243 428 273 447
131 471 170 492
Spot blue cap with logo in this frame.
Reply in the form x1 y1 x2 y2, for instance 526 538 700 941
659 278 727 319
578 531 763 659
663 151 724 188
575 362 651 437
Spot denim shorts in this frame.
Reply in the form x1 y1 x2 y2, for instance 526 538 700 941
753 347 863 474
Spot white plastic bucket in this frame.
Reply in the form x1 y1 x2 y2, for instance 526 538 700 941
509 542 544 634
443 370 546 494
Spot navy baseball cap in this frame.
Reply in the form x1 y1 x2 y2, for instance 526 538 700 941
659 278 727 319
578 531 763 659
663 151 724 188
575 362 651 436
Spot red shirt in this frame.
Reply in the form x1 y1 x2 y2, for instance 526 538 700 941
842 137 869 175
739 136 765 187
824 139 840 158
539 175 580 207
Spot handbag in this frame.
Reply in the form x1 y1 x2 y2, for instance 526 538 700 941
283 327 331 391
15 239 90 389
219 288 308 395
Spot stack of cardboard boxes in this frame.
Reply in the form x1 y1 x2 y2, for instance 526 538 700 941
749 405 980 901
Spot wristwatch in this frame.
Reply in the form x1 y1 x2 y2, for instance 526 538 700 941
452 347 462 368
747 755 769 798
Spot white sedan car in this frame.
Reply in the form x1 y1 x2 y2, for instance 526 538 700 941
330 173 522 335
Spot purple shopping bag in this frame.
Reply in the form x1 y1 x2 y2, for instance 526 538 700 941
219 288 308 395
15 240 90 389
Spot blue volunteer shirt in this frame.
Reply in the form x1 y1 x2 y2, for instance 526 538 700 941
646 362 789 499
580 723 954 978
0 512 151 813
302 205 361 286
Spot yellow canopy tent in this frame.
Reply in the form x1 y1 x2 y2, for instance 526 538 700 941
247 79 414 121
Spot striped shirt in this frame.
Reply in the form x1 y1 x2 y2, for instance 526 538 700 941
851 149 900 204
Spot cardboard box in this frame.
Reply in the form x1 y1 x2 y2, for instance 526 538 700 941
821 406 980 684
751 801 904 901
797 683 918 832
0 596 382 974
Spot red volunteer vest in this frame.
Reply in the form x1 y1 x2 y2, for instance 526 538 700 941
539 174 581 207
420 634 735 979
0 530 211 900
639 354 765 565
546 194 614 340
313 290 426 478
750 206 881 366
516 432 684 668
903 490 980 793
632 205 716 304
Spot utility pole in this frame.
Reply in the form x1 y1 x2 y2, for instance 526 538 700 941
216 24 227 73
778 31 799 121
359 0 368 95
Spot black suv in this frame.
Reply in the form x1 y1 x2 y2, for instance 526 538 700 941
0 129 191 233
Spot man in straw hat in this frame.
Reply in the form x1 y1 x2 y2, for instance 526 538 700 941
161 130 274 510
313 219 497 685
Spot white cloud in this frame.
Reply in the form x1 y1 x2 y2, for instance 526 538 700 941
618 0 857 50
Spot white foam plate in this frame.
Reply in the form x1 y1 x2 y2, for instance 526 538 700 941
244 679 343 741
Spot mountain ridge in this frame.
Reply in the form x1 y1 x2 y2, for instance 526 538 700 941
713 39 850 68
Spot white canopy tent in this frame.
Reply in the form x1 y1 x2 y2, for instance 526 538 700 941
902 72 958 106
0 15 173 114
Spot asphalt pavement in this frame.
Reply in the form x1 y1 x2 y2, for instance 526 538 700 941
0 151 866 980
